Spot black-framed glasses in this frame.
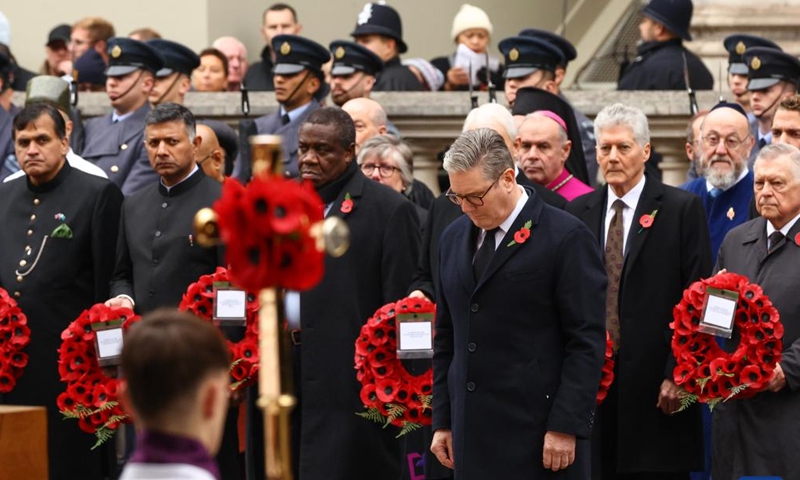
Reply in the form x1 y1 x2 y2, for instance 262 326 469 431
445 174 502 207
702 133 750 150
197 153 213 165
361 163 400 177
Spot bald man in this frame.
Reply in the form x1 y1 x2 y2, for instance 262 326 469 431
342 98 389 152
212 36 248 91
195 124 225 183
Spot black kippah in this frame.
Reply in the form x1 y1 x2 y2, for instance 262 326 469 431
710 101 748 119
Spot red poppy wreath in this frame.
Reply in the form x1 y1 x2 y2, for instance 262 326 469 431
670 272 783 410
355 296 434 438
57 303 140 448
0 287 30 394
178 266 260 393
213 177 324 292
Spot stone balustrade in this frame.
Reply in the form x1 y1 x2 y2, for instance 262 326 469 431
12 90 725 194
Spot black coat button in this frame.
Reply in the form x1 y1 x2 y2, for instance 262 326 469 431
470 303 479 312
468 343 476 352
466 381 476 392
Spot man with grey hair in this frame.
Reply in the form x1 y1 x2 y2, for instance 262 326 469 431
681 103 754 262
211 36 248 91
712 142 800 480
567 103 712 479
431 127 606 478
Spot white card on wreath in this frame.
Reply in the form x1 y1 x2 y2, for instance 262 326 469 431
399 322 433 351
214 289 247 320
96 328 124 359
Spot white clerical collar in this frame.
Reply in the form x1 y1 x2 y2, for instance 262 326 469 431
160 164 199 192
766 211 800 238
705 167 750 193
606 174 646 214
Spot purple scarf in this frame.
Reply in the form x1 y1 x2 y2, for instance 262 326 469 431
128 429 220 480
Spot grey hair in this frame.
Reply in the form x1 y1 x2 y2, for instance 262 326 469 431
594 103 650 147
357 134 414 189
523 112 568 143
463 103 517 140
444 128 514 180
145 102 196 142
754 142 800 180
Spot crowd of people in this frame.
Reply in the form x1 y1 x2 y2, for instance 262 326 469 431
1 0 800 479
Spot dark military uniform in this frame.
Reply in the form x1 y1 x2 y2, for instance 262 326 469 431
243 46 275 91
618 39 713 91
0 162 123 480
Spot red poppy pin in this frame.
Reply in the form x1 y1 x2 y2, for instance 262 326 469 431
795 232 800 246
507 220 532 247
341 193 354 214
638 209 658 233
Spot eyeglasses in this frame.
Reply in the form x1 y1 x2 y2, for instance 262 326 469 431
360 163 400 177
197 153 213 165
702 133 750 151
445 174 502 207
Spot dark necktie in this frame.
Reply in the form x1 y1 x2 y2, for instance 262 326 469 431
473 227 500 281
604 200 625 351
758 138 768 150
281 113 291 126
768 231 785 254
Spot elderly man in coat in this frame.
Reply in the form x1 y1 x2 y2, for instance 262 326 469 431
712 143 800 480
431 128 607 479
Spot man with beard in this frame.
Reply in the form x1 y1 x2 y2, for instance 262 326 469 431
682 110 708 182
742 47 800 168
289 106 420 479
682 103 754 260
329 40 382 107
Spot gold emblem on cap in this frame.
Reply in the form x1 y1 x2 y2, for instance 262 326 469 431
111 45 122 58
751 56 761 70
280 42 291 56
335 46 346 60
735 41 746 55
509 48 519 62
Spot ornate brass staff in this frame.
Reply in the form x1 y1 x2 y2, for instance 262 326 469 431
194 135 349 480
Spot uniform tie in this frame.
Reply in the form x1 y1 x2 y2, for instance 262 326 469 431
473 227 500 281
605 200 625 351
709 188 724 198
768 231 785 254
281 113 291 126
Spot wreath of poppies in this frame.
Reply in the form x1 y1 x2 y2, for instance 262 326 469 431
597 331 615 405
57 303 140 448
0 287 30 393
355 296 434 438
213 177 325 292
178 266 259 392
670 272 783 410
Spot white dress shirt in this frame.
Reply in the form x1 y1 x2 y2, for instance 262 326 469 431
475 185 528 254
603 175 647 254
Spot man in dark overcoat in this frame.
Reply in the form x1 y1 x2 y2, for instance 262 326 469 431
566 103 713 479
288 106 420 479
712 143 800 480
0 102 123 480
431 128 606 479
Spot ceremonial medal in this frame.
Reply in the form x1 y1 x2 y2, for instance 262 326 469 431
727 207 735 220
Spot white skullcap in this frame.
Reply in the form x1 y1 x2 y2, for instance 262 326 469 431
450 4 492 41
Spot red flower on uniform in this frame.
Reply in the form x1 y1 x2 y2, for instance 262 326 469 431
513 228 530 244
639 210 658 229
341 193 354 214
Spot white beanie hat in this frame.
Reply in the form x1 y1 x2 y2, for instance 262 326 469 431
450 4 492 41
0 11 10 47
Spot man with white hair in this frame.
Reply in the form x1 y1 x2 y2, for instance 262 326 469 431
681 102 754 261
567 103 712 479
408 103 565 303
212 36 248 91
712 142 800 480
516 111 592 200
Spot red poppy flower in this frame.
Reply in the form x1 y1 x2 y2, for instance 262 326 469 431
673 364 695 386
739 365 766 390
341 198 354 214
513 227 531 244
376 377 399 403
0 371 15 393
360 383 379 407
371 362 395 379
9 351 27 369
639 214 654 229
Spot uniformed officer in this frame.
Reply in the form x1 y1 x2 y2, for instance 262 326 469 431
148 38 200 105
350 2 424 91
72 48 107 92
742 46 800 168
723 34 781 121
4 75 106 184
236 34 329 181
618 0 713 91
329 40 383 106
519 28 599 185
0 102 123 480
498 35 563 108
81 37 163 196
0 51 19 181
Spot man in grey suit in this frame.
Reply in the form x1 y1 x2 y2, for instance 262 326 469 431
236 34 329 181
82 37 163 195
713 143 800 480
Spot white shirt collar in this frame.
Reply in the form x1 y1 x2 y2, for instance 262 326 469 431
477 185 528 251
280 101 313 122
160 164 199 192
606 174 646 214
705 167 750 193
112 110 136 123
766 211 800 238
